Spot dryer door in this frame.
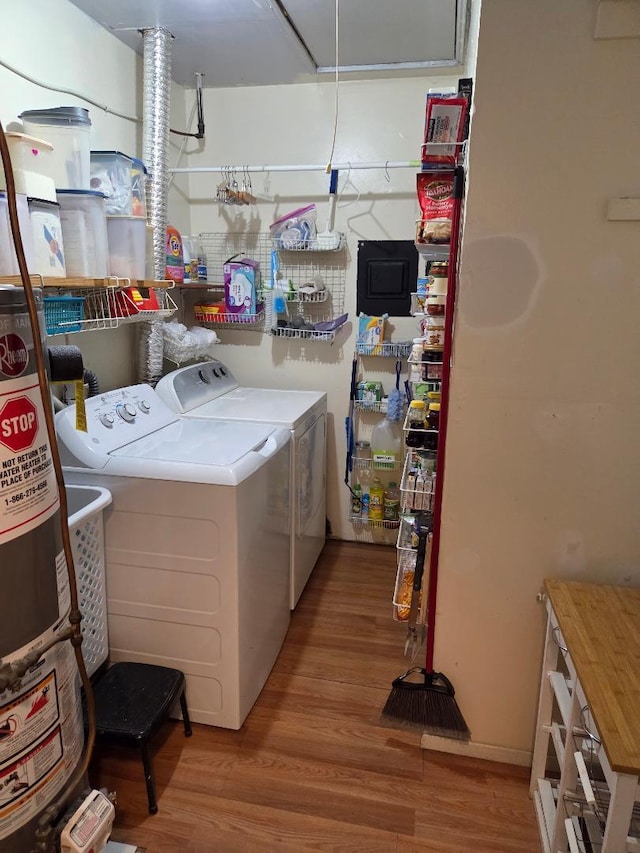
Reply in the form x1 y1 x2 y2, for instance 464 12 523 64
291 411 326 607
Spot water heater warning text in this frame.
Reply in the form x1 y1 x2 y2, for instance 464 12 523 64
0 384 57 545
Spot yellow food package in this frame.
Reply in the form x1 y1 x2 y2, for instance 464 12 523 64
357 313 387 355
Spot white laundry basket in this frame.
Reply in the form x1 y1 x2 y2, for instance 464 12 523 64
66 484 112 677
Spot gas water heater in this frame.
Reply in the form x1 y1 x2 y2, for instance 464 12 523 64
0 286 85 852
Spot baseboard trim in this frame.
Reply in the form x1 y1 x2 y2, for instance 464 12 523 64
420 734 532 767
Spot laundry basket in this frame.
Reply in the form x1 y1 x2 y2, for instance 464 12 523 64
66 484 112 677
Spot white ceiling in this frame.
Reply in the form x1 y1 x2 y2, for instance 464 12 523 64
68 0 464 88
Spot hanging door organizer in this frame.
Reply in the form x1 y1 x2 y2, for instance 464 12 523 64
191 233 347 340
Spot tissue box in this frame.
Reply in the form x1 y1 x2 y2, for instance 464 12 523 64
223 258 261 315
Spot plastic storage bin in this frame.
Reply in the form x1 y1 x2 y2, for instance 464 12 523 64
106 215 146 279
90 150 147 216
66 484 112 677
28 196 66 277
0 132 56 201
43 294 84 333
57 189 109 278
20 107 91 190
0 192 36 275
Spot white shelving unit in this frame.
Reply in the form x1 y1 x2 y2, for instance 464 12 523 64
0 275 178 334
530 581 640 852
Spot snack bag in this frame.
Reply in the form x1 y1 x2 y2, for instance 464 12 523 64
416 171 455 245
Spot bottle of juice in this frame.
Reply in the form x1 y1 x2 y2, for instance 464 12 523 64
369 476 385 521
383 482 400 521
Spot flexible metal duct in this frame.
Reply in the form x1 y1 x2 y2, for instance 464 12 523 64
139 27 172 384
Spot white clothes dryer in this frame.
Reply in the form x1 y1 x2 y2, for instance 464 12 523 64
156 361 327 609
55 384 291 729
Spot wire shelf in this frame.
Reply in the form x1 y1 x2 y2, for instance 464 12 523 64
400 449 436 512
270 326 335 342
354 400 388 413
356 340 413 358
273 233 346 252
349 516 400 530
198 232 347 334
194 305 265 326
44 285 177 334
351 457 401 472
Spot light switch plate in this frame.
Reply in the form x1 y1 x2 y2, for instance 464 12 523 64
607 197 640 220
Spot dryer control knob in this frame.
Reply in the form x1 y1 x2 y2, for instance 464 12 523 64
139 400 151 413
99 413 114 428
117 403 137 422
212 368 220 378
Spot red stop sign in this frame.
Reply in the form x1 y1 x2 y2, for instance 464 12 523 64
0 396 39 453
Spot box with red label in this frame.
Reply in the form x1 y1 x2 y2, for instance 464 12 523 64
112 286 159 317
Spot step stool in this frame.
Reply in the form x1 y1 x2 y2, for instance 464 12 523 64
90 662 192 814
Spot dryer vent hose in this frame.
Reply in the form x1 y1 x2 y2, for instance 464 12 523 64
84 368 99 397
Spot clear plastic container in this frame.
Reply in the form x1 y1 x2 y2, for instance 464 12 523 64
90 150 147 216
20 107 91 190
28 197 66 277
371 416 402 469
106 215 146 279
57 190 109 278
0 193 36 274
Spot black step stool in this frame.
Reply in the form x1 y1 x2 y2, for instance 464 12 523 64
90 662 192 814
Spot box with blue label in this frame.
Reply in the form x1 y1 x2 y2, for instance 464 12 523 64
223 257 261 315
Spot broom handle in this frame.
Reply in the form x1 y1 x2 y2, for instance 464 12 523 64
424 166 465 674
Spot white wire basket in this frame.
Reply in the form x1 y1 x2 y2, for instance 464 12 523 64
66 485 112 678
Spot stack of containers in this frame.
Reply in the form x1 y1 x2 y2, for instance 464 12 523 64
90 151 149 280
19 107 99 279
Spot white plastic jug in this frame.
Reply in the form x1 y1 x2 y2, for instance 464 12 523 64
370 416 402 470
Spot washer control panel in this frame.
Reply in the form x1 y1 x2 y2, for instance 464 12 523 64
57 385 178 458
155 359 238 413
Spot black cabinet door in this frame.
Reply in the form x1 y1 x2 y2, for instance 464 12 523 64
356 240 417 317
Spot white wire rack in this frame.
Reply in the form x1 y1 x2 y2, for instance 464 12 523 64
356 341 413 358
198 232 347 338
43 285 177 334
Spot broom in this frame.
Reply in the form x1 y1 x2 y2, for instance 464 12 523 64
381 167 470 741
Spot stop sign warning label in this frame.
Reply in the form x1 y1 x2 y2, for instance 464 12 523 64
0 379 58 546
0 396 38 453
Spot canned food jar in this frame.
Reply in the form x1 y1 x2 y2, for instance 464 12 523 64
428 261 449 297
354 440 371 461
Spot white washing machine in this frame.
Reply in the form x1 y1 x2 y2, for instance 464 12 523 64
156 360 327 608
55 384 291 730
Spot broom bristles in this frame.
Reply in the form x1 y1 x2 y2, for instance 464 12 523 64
380 669 470 741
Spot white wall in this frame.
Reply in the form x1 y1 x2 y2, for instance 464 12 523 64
434 0 640 754
185 74 462 540
1 0 189 390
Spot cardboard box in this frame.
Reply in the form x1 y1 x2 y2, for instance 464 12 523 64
223 258 261 315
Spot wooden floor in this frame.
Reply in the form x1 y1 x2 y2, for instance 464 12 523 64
94 539 539 852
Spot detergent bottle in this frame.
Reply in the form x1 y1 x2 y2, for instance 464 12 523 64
165 224 184 283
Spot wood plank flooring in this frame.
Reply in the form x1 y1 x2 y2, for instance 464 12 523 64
92 540 539 852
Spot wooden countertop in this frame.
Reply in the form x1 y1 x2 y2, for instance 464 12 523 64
545 579 640 776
